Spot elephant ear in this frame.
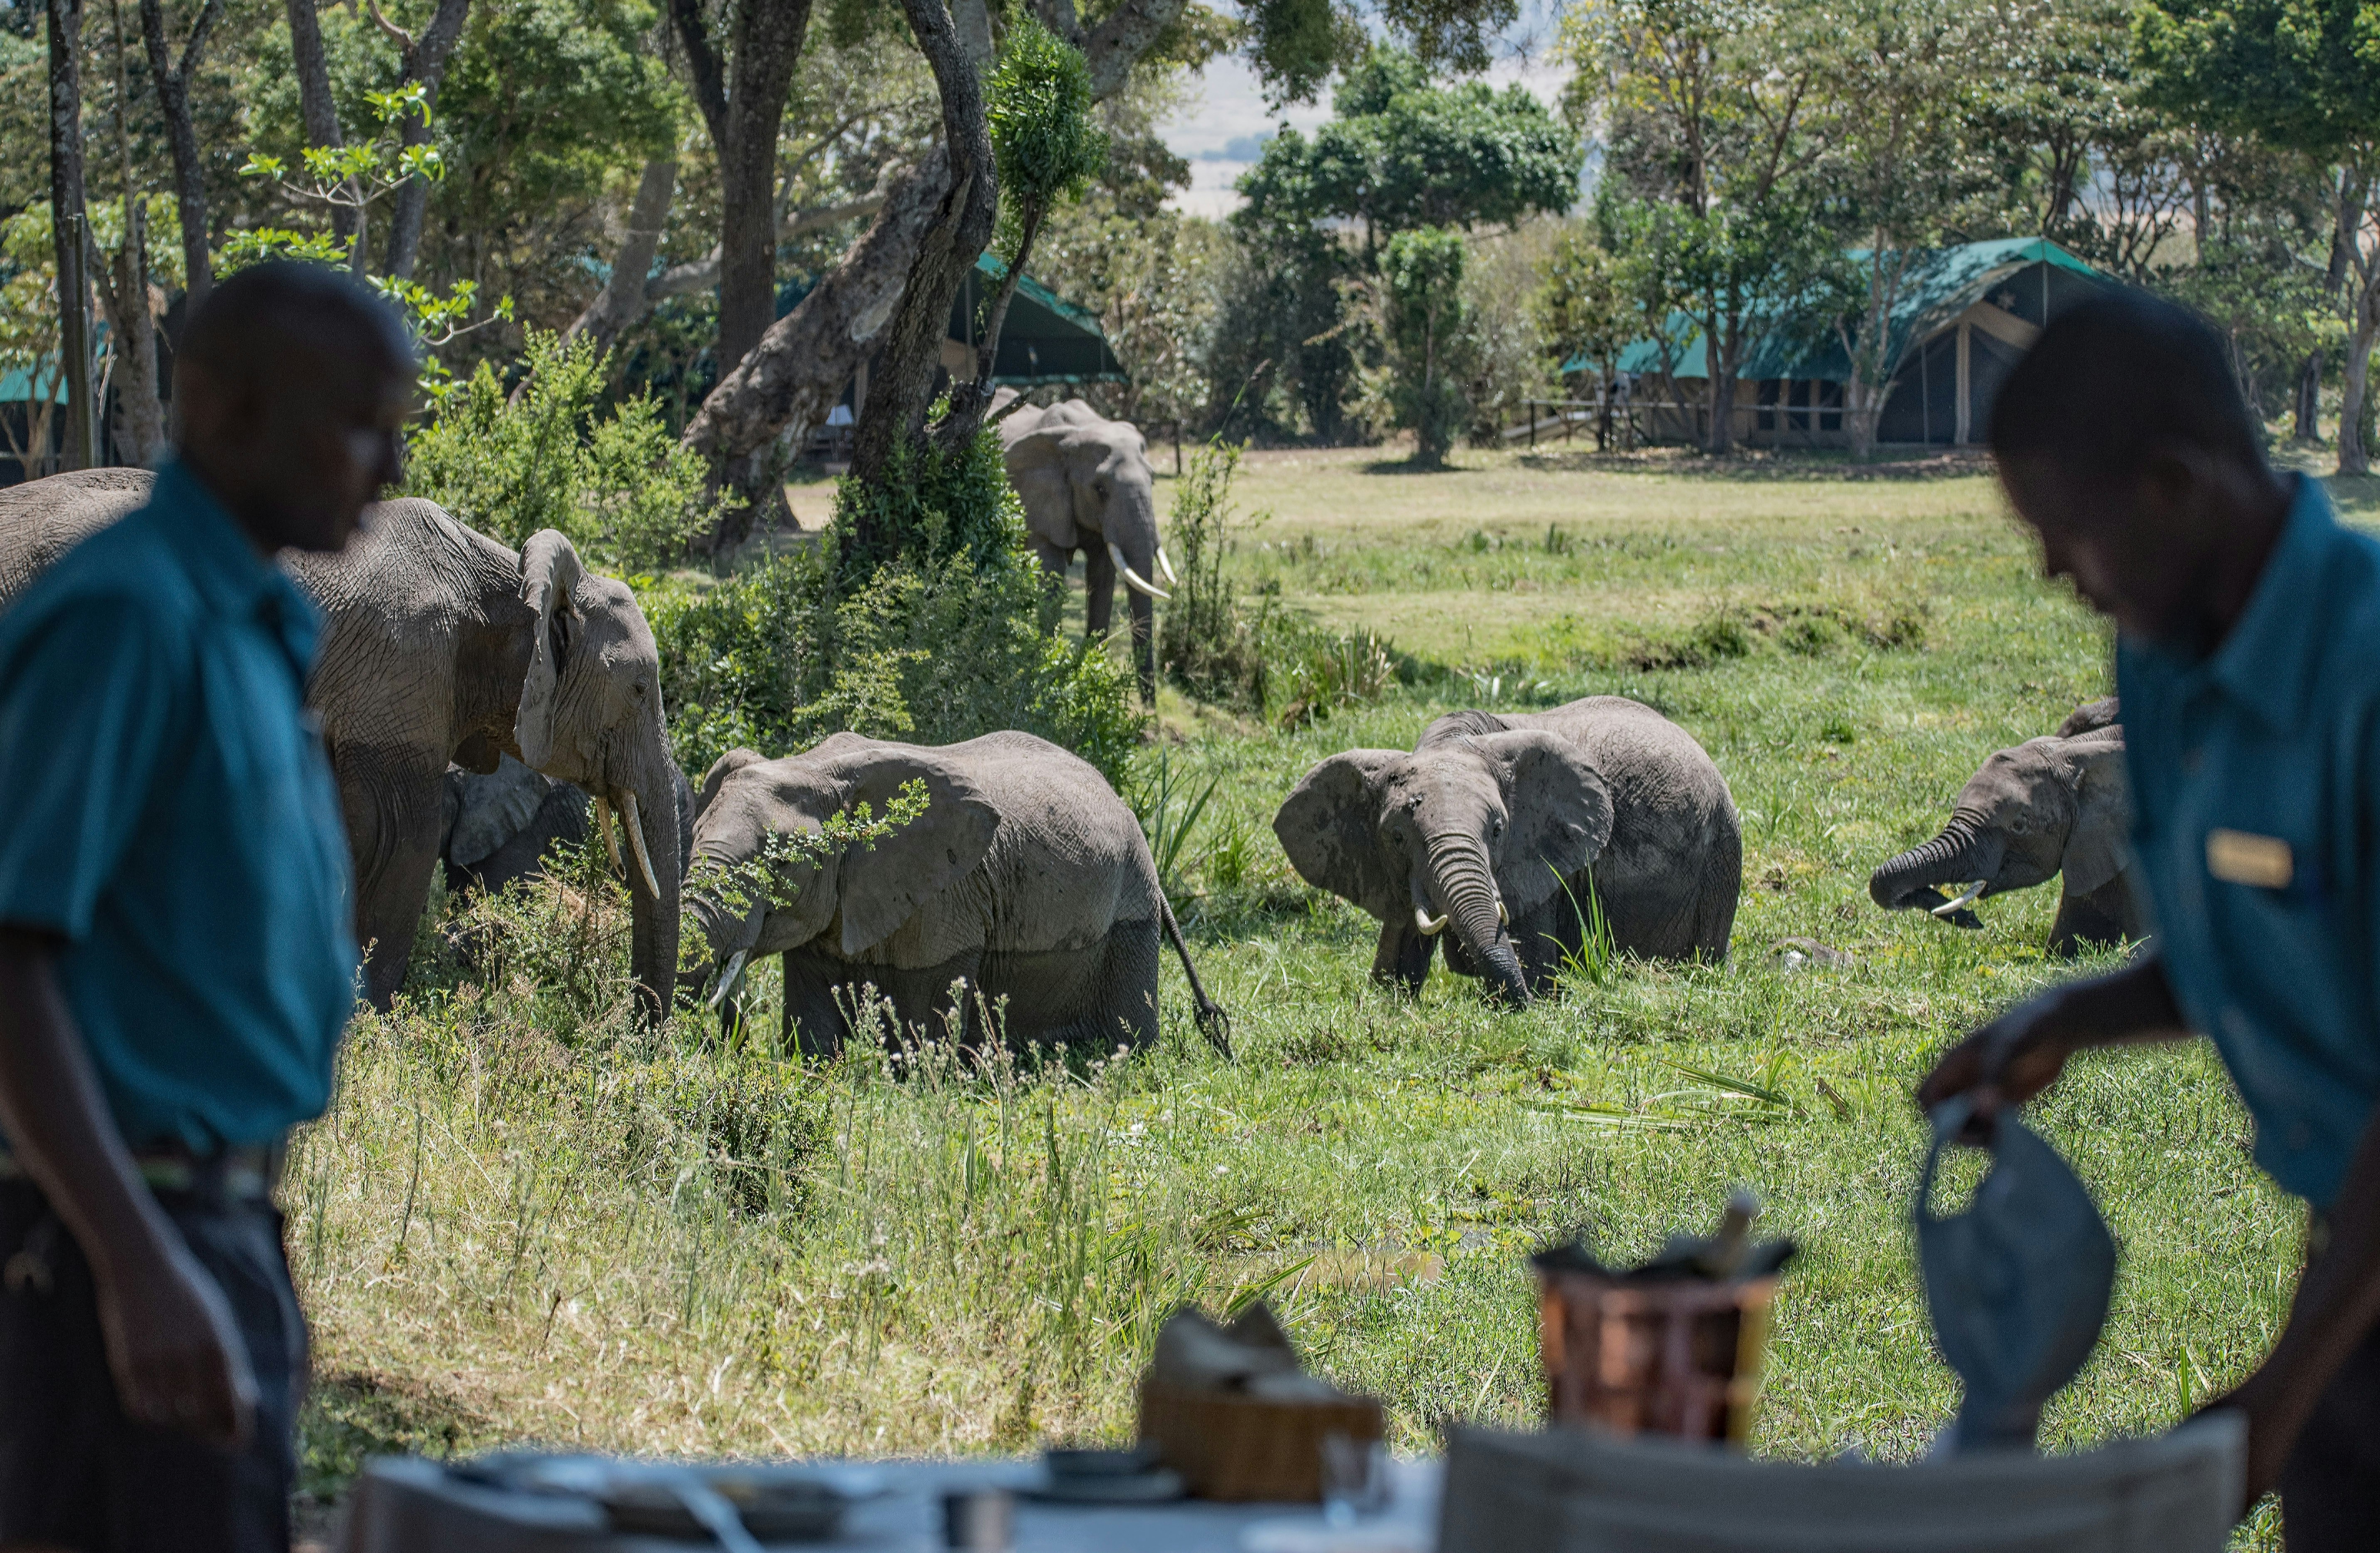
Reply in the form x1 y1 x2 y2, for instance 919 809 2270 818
514 530 585 771
449 756 554 868
697 747 770 822
831 753 1001 956
2061 734 2131 897
1002 423 1080 549
1273 750 1404 918
1471 730 1614 906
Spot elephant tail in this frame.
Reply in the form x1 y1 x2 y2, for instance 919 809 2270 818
1161 896 1233 1058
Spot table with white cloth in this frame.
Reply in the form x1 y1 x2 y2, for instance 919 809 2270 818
336 1453 1443 1553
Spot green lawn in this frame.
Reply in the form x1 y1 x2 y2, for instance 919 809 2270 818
291 446 2380 1542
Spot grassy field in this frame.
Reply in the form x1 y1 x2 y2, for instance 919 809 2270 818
291 444 2380 1541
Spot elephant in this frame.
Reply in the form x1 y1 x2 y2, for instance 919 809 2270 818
1000 400 1170 699
1867 707 2139 956
685 730 1230 1057
440 753 695 901
0 469 683 1015
1275 696 1742 1005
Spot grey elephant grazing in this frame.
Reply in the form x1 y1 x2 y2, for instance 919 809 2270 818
1001 400 1170 698
1868 706 2138 955
687 730 1229 1056
0 470 683 1015
1275 696 1742 1005
441 753 695 901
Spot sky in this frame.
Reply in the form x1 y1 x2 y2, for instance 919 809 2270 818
1157 0 1575 219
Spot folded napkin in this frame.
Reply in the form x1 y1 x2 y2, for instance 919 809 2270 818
1152 1303 1351 1399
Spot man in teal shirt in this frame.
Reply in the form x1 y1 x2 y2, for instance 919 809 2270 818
1922 290 2380 1546
0 263 412 1552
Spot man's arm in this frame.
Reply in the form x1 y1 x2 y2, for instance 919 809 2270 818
0 928 256 1446
2201 1103 2380 1504
1916 953 2193 1135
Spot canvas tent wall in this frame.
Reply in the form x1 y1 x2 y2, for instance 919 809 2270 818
1588 238 2112 449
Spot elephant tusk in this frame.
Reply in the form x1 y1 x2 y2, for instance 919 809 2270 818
1931 880 1988 917
1156 545 1179 586
1109 542 1171 601
707 949 749 1010
593 796 623 875
1497 896 1509 927
1415 905 1449 936
621 790 664 901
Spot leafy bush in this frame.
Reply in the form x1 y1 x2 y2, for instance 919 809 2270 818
1158 440 1271 711
653 427 1142 782
405 330 714 572
1379 226 1474 464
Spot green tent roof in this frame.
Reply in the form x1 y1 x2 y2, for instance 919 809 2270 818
951 253 1126 385
1581 237 2109 381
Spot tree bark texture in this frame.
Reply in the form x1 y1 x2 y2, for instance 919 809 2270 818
282 0 354 247
846 0 994 504
678 0 1176 473
368 0 471 278
562 154 679 352
48 0 95 471
95 217 167 464
138 0 221 320
668 0 817 377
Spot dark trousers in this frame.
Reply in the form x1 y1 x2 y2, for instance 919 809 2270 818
2283 1316 2380 1551
0 1179 304 1553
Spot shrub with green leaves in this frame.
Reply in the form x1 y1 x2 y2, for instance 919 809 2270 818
1380 226 1474 465
653 427 1142 783
404 330 714 573
1158 440 1271 712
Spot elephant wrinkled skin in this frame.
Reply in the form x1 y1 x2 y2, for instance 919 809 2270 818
1276 695 1742 1003
1869 707 2139 956
687 730 1228 1056
1000 400 1169 698
0 470 683 1016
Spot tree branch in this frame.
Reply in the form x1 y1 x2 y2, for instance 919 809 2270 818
1081 0 1181 99
362 0 411 52
667 0 730 150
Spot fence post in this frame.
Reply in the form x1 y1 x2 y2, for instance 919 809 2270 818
1528 401 1537 449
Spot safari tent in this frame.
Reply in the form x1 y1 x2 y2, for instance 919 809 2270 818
940 253 1126 387
1586 238 2114 449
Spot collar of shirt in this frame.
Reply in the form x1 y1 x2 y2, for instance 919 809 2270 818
2124 474 2338 734
149 457 325 673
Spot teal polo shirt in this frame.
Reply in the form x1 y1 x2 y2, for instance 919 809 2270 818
0 460 357 1152
2119 476 2380 1210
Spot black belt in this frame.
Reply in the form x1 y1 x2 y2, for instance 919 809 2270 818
0 1141 282 1204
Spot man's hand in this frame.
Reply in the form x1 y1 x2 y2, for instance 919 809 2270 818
1914 955 2191 1136
94 1236 259 1448
0 928 258 1447
1917 995 2077 1140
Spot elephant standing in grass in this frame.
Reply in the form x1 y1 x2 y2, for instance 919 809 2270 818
0 470 683 1015
687 731 1228 1056
1000 400 1170 698
1869 704 2138 955
1276 696 1741 1005
441 753 695 901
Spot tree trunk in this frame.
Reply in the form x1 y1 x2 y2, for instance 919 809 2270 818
49 0 96 471
139 0 221 321
1705 361 1737 454
97 217 167 464
282 0 354 248
679 0 1180 474
668 0 816 381
562 154 678 352
2294 350 2323 443
375 0 473 280
2340 286 2377 478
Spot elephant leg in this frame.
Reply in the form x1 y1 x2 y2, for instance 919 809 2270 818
782 951 846 1059
1127 588 1156 702
1371 916 1437 994
2049 877 2132 957
342 759 446 1010
1030 536 1072 582
1084 543 1117 640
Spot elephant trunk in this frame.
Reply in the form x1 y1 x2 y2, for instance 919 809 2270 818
1869 815 2003 924
622 764 682 1024
1423 831 1529 1005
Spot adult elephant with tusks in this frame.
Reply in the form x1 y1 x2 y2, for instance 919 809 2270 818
1000 399 1171 699
685 730 1230 1057
1275 696 1741 1005
1869 702 2139 956
0 469 683 1017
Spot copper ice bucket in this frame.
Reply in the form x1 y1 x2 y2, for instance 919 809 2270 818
1535 1265 1779 1442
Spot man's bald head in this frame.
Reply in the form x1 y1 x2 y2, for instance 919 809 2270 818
1989 287 2291 655
173 262 418 557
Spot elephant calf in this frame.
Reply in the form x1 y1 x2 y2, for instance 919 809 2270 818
440 753 695 901
1869 702 2139 955
1276 695 1742 1003
687 731 1228 1056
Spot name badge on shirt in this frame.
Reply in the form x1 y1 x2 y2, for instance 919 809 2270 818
2206 829 2293 890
